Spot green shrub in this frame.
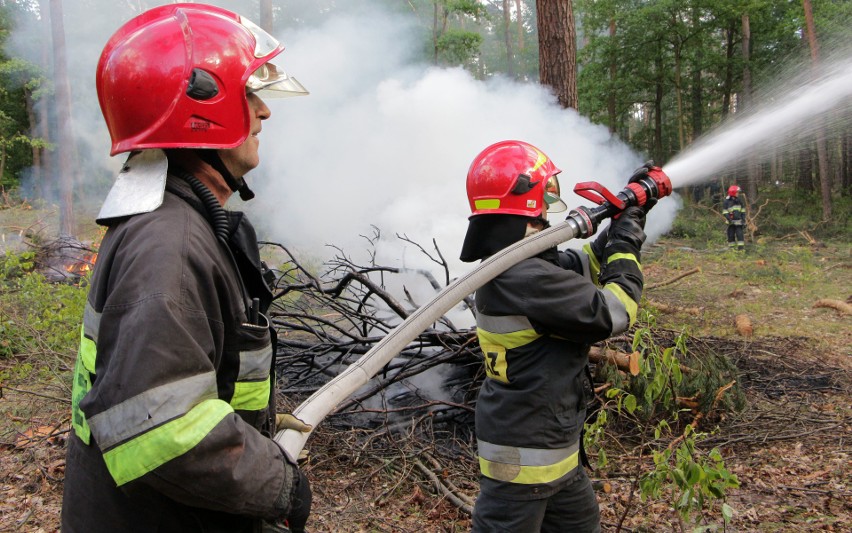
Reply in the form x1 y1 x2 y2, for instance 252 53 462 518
0 251 88 360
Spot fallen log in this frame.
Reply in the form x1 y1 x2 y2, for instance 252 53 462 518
589 346 640 376
812 298 852 315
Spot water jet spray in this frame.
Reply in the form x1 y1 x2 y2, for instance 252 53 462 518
661 57 852 189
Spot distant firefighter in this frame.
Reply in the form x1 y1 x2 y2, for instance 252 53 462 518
722 185 745 250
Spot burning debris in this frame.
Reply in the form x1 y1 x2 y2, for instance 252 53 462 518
31 236 99 282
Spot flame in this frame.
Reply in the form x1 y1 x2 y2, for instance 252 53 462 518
66 252 98 276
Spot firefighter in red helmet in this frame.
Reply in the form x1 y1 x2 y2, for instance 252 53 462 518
722 185 746 250
461 141 656 533
62 4 311 532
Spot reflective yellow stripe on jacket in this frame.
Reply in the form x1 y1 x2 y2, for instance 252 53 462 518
602 252 640 327
69 303 277 486
476 314 541 384
71 302 100 445
231 343 273 411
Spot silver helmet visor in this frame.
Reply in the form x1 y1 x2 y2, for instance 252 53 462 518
246 62 309 98
240 16 309 97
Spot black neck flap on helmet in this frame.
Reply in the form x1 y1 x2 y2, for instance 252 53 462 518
460 214 528 262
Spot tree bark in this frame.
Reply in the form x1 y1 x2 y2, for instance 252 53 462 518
607 18 617 133
741 13 758 204
535 0 578 109
690 7 703 141
432 1 439 65
37 0 52 201
24 88 42 198
653 53 663 162
802 0 832 219
49 0 76 237
673 38 684 150
503 0 515 77
797 145 814 191
516 0 524 52
721 22 736 119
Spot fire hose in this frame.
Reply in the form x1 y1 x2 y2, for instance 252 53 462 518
275 166 672 458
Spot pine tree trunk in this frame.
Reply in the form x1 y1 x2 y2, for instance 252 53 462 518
741 13 758 205
798 146 814 192
607 18 617 133
674 40 684 150
535 0 578 109
516 0 524 52
653 55 663 162
24 88 42 198
503 0 515 77
722 22 736 119
802 0 832 219
690 7 703 142
49 0 76 237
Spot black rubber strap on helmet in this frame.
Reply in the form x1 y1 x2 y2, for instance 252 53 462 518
196 149 256 201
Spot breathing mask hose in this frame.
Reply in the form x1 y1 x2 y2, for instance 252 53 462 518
275 168 672 458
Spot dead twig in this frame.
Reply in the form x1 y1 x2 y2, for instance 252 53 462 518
2 387 71 404
413 457 474 514
645 267 701 290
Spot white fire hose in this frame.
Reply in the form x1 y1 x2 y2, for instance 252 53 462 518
275 217 585 458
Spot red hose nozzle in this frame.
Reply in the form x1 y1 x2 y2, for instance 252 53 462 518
647 166 672 199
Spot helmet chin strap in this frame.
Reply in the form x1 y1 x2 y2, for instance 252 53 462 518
196 149 255 201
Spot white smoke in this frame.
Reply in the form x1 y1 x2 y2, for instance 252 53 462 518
237 5 674 277
8 1 677 277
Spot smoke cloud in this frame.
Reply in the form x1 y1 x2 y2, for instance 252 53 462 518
236 4 674 276
10 2 677 278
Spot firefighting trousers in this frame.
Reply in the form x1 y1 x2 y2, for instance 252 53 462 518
471 469 601 533
727 224 744 247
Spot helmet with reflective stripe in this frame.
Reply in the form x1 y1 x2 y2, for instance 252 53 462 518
727 185 741 197
466 140 567 218
96 3 307 156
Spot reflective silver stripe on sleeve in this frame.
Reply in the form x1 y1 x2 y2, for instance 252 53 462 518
238 344 273 381
602 289 629 334
83 301 100 343
477 439 580 466
87 371 220 450
475 313 534 333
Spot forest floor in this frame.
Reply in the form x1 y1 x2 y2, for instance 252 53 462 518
0 203 850 532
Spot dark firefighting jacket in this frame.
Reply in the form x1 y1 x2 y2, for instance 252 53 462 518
62 176 293 532
474 238 642 500
722 196 745 225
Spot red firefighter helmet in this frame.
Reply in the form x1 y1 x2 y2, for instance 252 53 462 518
466 140 567 218
96 3 307 156
727 185 741 197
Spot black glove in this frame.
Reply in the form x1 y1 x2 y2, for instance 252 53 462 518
641 197 658 215
286 468 312 533
608 206 647 251
628 160 656 184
